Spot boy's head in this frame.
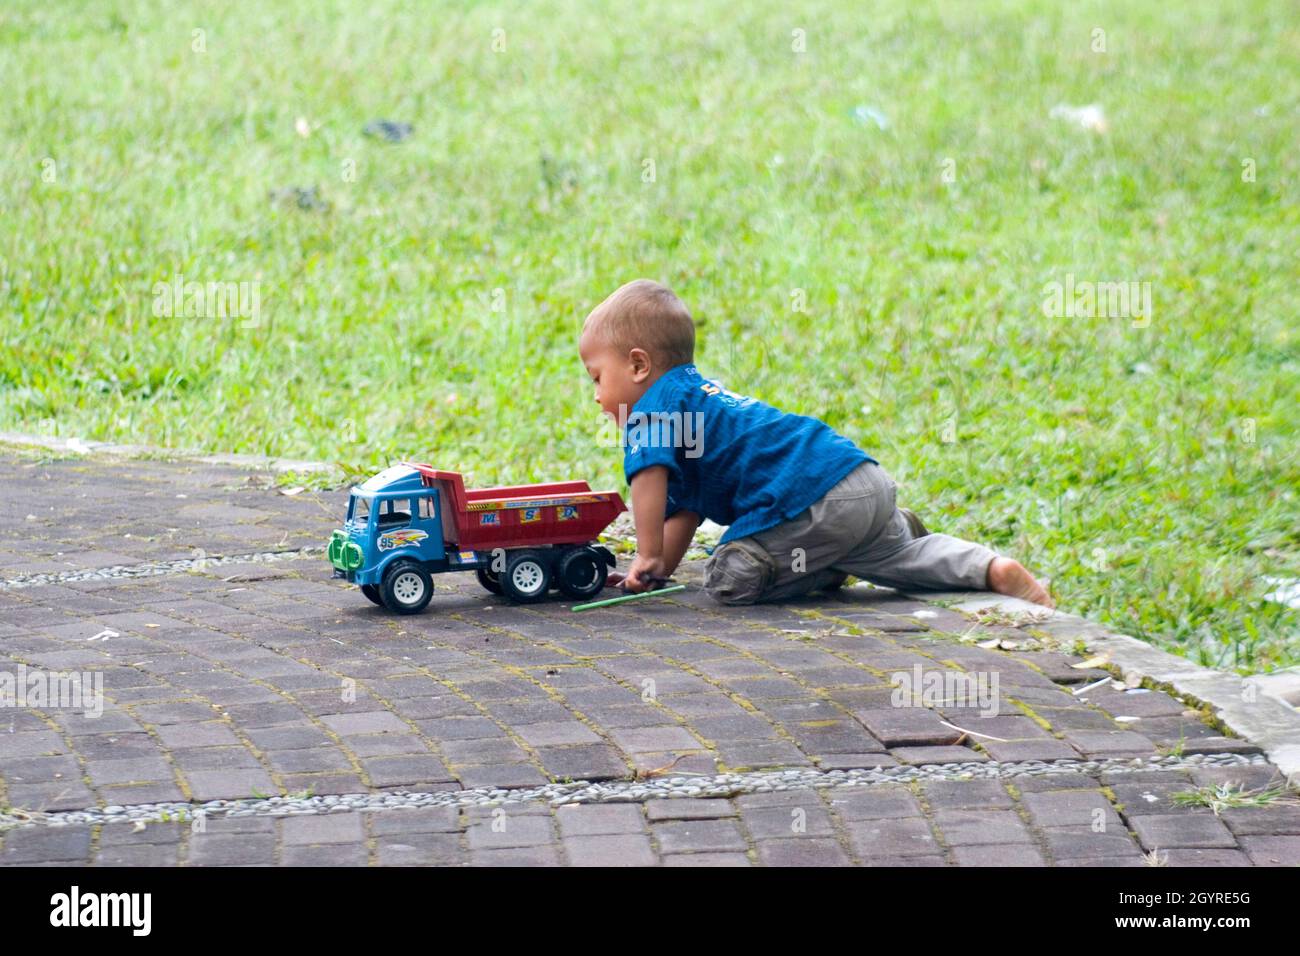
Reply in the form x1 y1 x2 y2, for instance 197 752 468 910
579 279 695 421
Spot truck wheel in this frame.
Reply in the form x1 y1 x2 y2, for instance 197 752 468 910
475 567 504 595
502 551 551 603
381 560 433 615
360 584 384 606
557 547 607 599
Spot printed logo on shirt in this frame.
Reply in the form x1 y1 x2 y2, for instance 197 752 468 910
699 381 753 409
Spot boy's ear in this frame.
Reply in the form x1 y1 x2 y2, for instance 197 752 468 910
628 347 653 382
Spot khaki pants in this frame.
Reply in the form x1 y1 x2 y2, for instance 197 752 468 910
702 461 1000 605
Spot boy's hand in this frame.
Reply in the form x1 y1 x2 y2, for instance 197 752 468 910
617 554 667 593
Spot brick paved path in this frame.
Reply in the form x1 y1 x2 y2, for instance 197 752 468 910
1 453 1297 866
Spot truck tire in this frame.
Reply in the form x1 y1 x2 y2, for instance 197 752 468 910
475 567 504 595
381 560 433 615
557 547 607 599
502 550 551 603
361 584 384 606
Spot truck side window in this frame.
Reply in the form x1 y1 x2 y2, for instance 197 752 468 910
418 496 437 520
376 498 412 528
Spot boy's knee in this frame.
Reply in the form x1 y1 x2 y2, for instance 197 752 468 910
703 539 776 605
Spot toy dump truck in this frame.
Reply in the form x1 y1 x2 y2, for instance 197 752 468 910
328 463 626 614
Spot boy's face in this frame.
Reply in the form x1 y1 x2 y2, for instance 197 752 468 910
579 328 653 424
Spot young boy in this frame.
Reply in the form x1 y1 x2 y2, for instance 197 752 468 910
578 279 1054 608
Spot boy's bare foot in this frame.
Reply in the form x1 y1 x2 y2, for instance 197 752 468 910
986 557 1055 609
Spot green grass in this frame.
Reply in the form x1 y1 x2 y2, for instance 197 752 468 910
1 0 1296 669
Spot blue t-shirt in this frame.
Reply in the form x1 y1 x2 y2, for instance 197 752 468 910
622 364 877 544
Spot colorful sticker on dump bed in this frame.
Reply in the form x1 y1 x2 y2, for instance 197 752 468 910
557 505 579 521
466 494 607 512
520 507 541 524
479 512 499 525
378 529 428 552
452 550 477 564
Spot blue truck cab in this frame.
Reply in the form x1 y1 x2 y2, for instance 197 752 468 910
328 465 472 599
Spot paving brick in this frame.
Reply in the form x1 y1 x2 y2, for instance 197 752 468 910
1159 848 1253 866
853 709 962 747
265 747 353 774
244 724 335 751
281 844 368 866
2 754 82 784
607 726 703 753
376 832 463 866
555 804 646 837
827 787 922 820
1059 729 1157 757
4 783 97 811
187 833 276 866
172 746 264 772
1238 835 1300 866
362 755 453 787
1011 772 1099 792
0 732 69 758
889 745 988 765
1042 827 1145 860
952 844 1047 866
1188 765 1289 790
155 721 242 748
365 806 461 836
563 833 657 866
513 721 603 747
98 821 188 845
653 818 748 854
1054 856 1146 867
1033 706 1124 731
279 772 368 796
85 757 174 786
1022 790 1123 829
716 741 811 767
845 816 938 857
0 826 92 863
1219 804 1300 836
282 812 366 845
184 769 277 801
932 809 1034 845
661 852 752 866
536 745 629 781
465 813 555 849
645 799 735 822
439 737 531 765
470 846 563 866
859 854 948 866
94 843 183 866
756 838 851 866
320 711 412 736
455 763 549 789
740 805 836 839
921 779 1014 810
1130 813 1238 850
980 739 1081 761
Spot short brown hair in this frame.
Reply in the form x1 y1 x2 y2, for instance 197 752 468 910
582 279 695 369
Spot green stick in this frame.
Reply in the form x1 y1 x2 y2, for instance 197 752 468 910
572 584 686 612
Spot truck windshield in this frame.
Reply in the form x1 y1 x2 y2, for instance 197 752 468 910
349 496 371 524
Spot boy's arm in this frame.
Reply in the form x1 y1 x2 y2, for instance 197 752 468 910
618 466 700 592
621 466 668 591
660 509 701 576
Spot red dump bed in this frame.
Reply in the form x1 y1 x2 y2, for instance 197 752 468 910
401 463 627 552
